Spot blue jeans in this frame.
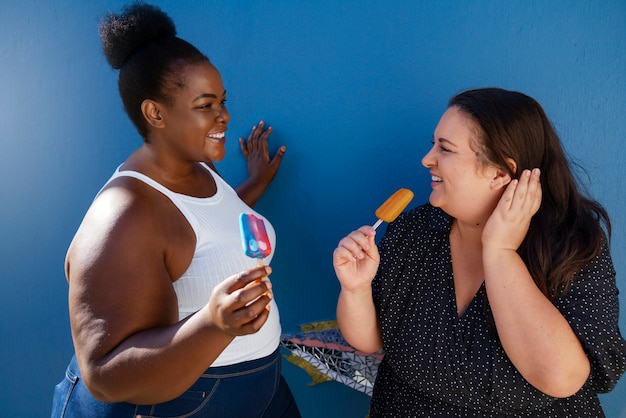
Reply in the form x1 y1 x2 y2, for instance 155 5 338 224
51 348 300 418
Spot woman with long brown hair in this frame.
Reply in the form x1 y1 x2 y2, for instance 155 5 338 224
334 87 625 416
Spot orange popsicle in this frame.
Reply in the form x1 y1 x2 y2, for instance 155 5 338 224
372 188 414 230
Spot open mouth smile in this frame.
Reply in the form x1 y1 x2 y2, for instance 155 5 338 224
206 131 226 144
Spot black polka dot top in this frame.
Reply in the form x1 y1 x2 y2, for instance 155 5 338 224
370 204 626 417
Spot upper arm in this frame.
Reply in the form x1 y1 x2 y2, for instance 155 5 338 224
556 244 626 392
66 183 179 367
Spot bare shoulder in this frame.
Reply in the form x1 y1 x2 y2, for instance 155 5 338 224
66 177 166 276
65 176 188 362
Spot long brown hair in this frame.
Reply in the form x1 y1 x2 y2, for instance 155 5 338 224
450 88 611 299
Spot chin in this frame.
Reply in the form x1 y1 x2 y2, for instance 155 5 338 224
205 151 226 162
428 195 442 208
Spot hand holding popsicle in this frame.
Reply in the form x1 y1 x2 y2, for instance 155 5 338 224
333 188 414 288
239 213 272 265
372 188 414 229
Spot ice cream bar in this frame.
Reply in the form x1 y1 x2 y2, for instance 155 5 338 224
239 213 271 263
373 188 414 230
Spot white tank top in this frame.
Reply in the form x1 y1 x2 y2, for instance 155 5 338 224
102 163 281 366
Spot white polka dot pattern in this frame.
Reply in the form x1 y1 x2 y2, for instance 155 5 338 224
369 204 626 417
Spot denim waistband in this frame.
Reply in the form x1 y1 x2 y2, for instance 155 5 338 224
199 347 280 378
57 347 289 417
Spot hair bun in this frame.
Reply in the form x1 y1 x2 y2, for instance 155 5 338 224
99 2 176 69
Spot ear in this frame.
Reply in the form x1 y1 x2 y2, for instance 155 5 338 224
490 165 512 190
141 99 165 129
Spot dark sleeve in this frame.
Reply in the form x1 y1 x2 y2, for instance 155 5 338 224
555 241 626 393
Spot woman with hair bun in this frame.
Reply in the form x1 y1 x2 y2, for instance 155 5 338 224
51 2 300 417
334 88 626 416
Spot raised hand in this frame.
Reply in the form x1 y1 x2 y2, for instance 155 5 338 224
333 226 380 292
240 120 286 186
235 121 287 207
482 168 542 251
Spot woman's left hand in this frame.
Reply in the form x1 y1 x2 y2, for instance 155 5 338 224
235 121 287 207
482 168 542 251
240 120 286 186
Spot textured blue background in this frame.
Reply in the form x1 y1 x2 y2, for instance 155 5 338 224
1 1 625 416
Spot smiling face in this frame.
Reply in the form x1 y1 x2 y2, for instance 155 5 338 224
422 106 504 225
157 60 230 163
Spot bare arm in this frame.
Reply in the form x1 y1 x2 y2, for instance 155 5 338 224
482 169 589 398
235 121 286 207
333 226 383 353
66 182 273 404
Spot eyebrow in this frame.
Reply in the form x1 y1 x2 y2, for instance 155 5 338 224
433 136 458 148
193 90 227 102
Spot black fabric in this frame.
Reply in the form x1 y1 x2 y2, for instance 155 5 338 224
369 204 625 417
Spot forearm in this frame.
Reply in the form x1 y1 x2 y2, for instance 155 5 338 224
235 176 270 208
336 287 382 353
81 308 234 404
484 249 589 397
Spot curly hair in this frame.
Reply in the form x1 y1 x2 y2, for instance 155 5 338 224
450 88 611 299
98 2 208 138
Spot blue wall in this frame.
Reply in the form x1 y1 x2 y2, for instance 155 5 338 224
1 1 625 416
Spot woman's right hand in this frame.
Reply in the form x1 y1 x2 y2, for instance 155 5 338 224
333 226 380 291
334 226 383 353
208 265 273 337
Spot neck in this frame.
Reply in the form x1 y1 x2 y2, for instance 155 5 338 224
451 219 484 249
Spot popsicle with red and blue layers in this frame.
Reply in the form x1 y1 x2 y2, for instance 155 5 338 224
372 188 414 230
239 213 272 265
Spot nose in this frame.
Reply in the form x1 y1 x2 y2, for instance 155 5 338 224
216 105 230 124
421 145 435 168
